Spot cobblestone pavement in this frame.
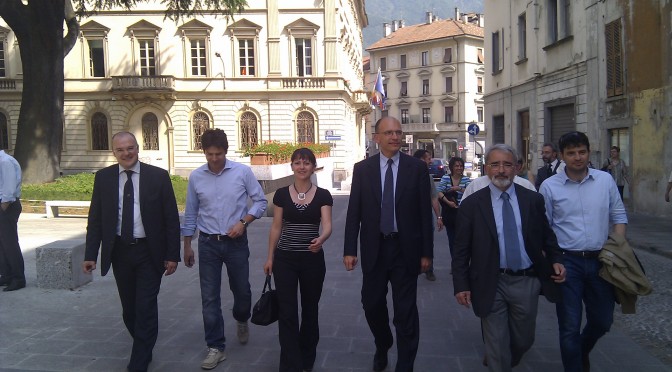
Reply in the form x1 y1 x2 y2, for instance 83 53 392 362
613 248 672 365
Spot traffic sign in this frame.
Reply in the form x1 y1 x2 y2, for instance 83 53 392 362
467 123 480 136
458 144 464 151
405 134 413 143
325 135 341 140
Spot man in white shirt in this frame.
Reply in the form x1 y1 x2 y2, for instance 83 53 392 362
0 150 24 291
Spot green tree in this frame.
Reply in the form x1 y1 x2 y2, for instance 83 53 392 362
0 0 246 184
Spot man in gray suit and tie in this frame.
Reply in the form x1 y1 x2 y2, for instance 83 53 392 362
452 144 565 371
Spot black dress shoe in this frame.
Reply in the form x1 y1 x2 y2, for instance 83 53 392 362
373 348 388 371
3 279 26 292
0 276 11 286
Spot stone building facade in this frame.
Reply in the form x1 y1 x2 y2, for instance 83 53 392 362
0 0 369 183
484 0 672 215
365 10 485 170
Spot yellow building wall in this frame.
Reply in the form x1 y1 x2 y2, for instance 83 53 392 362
631 87 672 216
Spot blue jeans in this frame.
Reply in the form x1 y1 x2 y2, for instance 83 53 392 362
198 234 252 350
556 254 615 372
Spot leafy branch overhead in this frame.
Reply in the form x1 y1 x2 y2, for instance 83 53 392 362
73 0 247 20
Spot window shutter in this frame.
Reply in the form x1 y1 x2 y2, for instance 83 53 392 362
613 21 623 95
606 21 615 97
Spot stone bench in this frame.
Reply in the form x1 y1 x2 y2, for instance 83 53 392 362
45 200 90 218
36 240 92 290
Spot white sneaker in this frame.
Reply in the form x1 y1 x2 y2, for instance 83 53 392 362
201 347 226 370
237 321 249 344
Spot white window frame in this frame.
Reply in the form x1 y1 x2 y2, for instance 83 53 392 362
422 108 431 123
421 51 429 66
79 22 110 78
228 20 261 78
128 22 162 76
518 12 527 60
548 0 571 44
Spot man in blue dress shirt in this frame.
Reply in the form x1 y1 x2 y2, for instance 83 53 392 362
181 128 267 370
539 132 628 372
0 150 25 291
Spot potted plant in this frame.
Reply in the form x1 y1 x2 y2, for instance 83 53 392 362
243 141 331 165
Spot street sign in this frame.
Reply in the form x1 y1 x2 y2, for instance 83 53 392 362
325 130 334 136
325 135 341 140
458 144 464 151
467 123 480 136
405 134 413 143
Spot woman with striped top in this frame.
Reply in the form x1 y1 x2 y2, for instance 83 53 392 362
264 148 333 372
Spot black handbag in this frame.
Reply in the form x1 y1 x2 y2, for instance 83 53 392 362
251 274 279 326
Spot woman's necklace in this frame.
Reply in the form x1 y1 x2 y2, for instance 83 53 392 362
294 183 313 201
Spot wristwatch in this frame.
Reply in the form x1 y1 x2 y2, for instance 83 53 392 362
437 216 443 219
239 219 248 227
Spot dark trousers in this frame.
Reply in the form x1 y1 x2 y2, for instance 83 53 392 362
273 249 326 372
111 239 163 372
0 201 24 281
362 238 419 372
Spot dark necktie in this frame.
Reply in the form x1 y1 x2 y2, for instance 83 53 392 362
547 162 553 175
380 158 395 235
121 170 135 244
501 192 522 270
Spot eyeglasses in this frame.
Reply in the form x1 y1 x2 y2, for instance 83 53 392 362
487 162 515 170
376 130 403 137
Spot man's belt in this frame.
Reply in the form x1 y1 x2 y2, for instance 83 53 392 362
116 236 147 246
380 232 399 240
559 249 600 259
499 267 536 277
199 231 232 241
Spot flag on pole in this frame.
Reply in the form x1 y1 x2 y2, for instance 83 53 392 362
370 68 386 110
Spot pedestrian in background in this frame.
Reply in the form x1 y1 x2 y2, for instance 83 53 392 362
83 132 181 372
453 144 565 372
0 149 25 292
437 157 470 259
535 142 564 191
264 148 333 372
602 146 629 200
181 128 267 370
413 149 443 282
540 131 627 372
344 117 433 371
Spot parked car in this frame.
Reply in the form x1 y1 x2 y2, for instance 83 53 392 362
428 158 448 179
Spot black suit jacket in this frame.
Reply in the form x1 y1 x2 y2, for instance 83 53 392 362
452 184 562 318
85 162 181 276
535 161 561 190
344 152 433 275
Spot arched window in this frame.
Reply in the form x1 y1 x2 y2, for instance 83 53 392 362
142 113 159 150
0 112 8 149
191 111 210 150
90 112 109 150
239 112 258 150
296 111 315 143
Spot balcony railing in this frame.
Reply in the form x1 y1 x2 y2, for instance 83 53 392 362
0 79 17 90
111 76 175 91
282 78 325 89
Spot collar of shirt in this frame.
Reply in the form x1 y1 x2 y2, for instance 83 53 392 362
557 167 595 185
203 159 230 176
379 152 401 168
118 161 141 176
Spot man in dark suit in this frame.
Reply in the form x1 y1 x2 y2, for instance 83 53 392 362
344 117 433 372
535 142 563 190
83 132 180 372
453 144 565 372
